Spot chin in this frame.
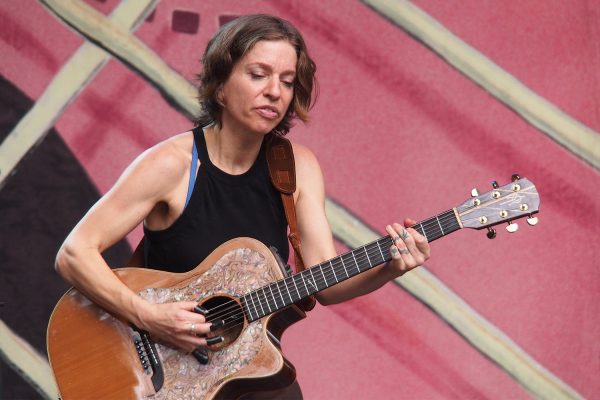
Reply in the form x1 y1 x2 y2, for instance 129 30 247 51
254 122 282 135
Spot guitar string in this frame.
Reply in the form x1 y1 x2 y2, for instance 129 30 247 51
199 214 454 322
202 203 528 332
200 201 529 322
203 206 529 337
202 221 461 326
206 237 429 336
201 200 515 323
207 204 524 328
198 211 462 323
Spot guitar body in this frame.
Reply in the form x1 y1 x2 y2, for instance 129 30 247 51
47 238 306 399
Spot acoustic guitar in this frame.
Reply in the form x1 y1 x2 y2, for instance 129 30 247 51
47 176 540 399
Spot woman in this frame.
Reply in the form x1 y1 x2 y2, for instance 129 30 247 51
55 14 430 396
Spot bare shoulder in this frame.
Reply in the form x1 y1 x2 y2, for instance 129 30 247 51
129 132 192 179
111 131 194 200
291 141 325 198
291 142 321 176
138 131 192 173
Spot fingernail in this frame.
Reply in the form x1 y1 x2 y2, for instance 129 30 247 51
206 336 224 346
194 305 208 315
210 320 225 332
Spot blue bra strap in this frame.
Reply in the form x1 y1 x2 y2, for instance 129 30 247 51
185 139 198 209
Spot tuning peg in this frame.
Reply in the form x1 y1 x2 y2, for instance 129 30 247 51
471 188 479 197
492 180 499 189
527 216 539 226
511 173 521 182
506 222 519 233
486 228 497 239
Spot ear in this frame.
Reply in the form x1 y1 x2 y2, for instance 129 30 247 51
216 84 226 107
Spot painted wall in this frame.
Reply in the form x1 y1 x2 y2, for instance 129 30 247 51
1 0 598 398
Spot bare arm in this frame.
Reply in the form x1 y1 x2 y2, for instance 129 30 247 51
55 136 212 351
293 143 430 305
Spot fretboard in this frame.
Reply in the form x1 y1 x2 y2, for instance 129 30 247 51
241 209 460 322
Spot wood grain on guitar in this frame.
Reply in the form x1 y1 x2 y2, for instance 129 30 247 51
47 177 540 399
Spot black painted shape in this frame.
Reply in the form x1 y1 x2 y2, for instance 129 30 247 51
0 76 132 398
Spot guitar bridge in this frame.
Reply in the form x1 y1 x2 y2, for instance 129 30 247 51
131 329 164 392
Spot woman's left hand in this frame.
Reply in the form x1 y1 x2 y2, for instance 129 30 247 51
385 218 430 277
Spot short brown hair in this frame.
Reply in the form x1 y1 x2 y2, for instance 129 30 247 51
195 14 317 135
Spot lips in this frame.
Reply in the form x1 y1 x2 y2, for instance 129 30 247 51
255 106 279 120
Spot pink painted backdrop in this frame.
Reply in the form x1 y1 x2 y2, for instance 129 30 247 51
1 0 598 398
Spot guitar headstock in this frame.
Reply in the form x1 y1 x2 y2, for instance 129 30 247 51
456 175 540 238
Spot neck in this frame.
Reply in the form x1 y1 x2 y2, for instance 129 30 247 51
241 209 462 322
204 124 265 175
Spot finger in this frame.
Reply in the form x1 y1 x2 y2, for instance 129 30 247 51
392 223 421 265
388 245 407 272
386 224 401 243
402 219 430 258
406 227 430 258
392 223 416 249
389 244 402 260
183 320 214 337
196 335 224 348
178 301 203 311
387 223 412 255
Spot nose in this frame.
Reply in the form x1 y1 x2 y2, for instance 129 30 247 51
263 77 281 100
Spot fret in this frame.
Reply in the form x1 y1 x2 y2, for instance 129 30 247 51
416 223 428 241
435 215 445 235
423 220 440 242
371 244 384 265
364 246 372 268
306 270 318 293
377 241 385 262
319 264 327 288
257 291 266 316
275 281 284 308
351 251 360 273
300 273 309 296
269 285 278 309
339 256 348 279
243 299 254 321
249 293 258 320
291 275 301 300
261 288 271 313
283 279 293 305
331 260 339 283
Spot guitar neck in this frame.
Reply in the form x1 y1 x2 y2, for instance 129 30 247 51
242 208 461 322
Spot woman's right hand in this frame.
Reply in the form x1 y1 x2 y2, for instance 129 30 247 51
137 301 216 353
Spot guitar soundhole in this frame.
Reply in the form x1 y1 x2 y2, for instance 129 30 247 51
200 295 245 350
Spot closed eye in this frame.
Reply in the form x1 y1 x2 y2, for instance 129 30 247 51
250 72 265 80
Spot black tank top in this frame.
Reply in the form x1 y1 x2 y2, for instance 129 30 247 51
143 127 289 273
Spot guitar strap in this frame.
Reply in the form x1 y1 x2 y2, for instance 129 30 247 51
265 133 316 312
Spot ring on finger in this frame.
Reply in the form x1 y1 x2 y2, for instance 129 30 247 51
189 323 196 335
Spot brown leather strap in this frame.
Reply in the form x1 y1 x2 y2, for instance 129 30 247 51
266 134 315 311
266 134 306 272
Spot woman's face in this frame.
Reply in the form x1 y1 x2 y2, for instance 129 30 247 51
219 40 297 135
